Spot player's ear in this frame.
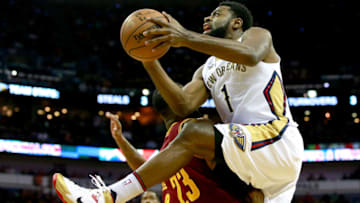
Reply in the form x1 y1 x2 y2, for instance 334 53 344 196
232 17 243 31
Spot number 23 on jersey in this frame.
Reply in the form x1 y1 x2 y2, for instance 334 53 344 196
162 168 200 203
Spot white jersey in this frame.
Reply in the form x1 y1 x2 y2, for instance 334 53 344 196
202 49 304 202
202 55 296 127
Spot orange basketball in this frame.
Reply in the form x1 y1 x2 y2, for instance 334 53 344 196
120 9 170 62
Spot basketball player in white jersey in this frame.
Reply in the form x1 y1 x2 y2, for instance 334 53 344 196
53 1 303 203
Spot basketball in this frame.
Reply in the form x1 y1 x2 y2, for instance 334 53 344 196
120 9 170 62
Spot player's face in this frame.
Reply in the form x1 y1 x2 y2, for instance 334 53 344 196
141 191 160 203
203 6 233 38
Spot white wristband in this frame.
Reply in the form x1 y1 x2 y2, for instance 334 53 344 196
109 173 145 203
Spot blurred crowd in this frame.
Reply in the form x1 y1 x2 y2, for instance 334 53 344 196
0 188 356 203
0 165 359 203
293 194 351 203
0 100 168 148
0 189 59 203
0 188 142 203
0 0 210 92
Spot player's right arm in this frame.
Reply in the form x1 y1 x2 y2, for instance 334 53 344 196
142 60 208 117
106 112 146 170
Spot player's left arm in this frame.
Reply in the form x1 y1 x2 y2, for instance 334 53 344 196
106 112 146 170
144 12 272 66
183 27 272 66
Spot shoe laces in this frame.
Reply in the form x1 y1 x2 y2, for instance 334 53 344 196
89 174 109 192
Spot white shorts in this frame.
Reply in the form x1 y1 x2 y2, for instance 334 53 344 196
214 123 304 203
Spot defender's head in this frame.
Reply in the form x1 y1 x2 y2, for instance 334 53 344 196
152 89 174 119
152 87 201 120
203 1 253 38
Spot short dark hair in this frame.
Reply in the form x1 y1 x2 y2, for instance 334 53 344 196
152 89 169 114
219 1 253 31
152 85 201 118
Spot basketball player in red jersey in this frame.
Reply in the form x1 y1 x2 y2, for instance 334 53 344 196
104 89 263 203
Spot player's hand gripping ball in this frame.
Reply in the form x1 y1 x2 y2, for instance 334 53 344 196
120 9 170 61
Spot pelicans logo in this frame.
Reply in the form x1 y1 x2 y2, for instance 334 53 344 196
229 124 246 151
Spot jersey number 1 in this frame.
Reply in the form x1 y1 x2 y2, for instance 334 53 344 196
221 84 233 112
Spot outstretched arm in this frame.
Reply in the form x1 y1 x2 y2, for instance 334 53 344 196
106 112 146 170
144 12 273 66
142 60 208 117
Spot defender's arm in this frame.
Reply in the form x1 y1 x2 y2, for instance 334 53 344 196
106 112 146 170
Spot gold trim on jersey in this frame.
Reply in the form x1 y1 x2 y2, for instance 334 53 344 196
165 118 195 138
165 122 178 138
245 71 289 150
178 118 195 134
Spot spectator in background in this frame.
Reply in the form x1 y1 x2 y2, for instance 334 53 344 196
140 191 160 203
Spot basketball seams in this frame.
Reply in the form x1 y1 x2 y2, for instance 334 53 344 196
123 16 166 50
121 9 159 47
122 20 148 49
121 11 164 49
131 51 168 60
128 44 169 60
120 16 130 47
120 9 170 61
128 45 147 52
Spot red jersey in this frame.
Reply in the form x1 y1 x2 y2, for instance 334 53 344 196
160 119 245 203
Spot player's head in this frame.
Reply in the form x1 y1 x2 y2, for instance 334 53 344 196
140 191 160 203
152 88 176 119
203 1 253 38
152 87 201 120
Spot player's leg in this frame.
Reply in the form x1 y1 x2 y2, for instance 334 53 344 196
53 118 217 203
135 118 216 187
214 123 303 202
53 173 115 203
